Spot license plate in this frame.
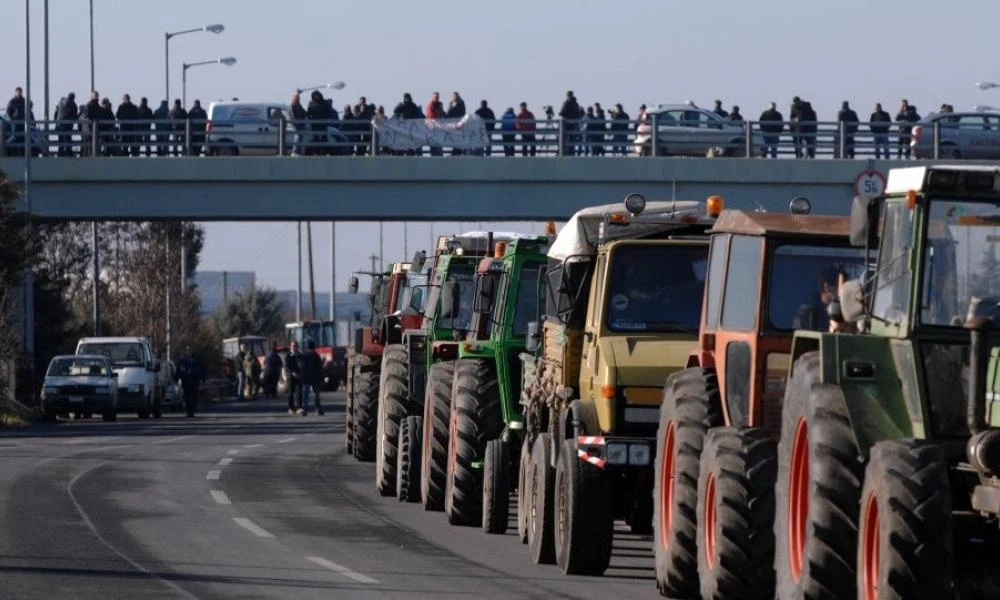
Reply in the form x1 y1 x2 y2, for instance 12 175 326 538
68 396 84 403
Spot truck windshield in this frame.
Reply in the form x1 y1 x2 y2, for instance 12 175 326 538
921 198 1000 327
511 264 543 336
290 323 336 347
767 244 868 331
77 342 145 367
605 244 708 333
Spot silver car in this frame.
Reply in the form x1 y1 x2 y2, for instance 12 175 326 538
634 104 751 157
41 354 119 421
911 111 1000 159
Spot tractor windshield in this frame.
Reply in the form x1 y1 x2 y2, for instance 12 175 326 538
767 244 867 331
605 244 708 333
290 323 336 347
511 264 543 336
873 200 916 325
921 198 1000 327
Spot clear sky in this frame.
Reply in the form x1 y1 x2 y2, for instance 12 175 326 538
5 0 1000 291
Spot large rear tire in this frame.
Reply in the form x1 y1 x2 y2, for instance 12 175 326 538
775 351 863 600
421 361 455 511
376 344 409 496
396 416 423 503
555 438 613 575
653 367 723 598
528 432 556 564
482 438 511 534
857 439 951 600
697 427 777 599
351 354 380 462
345 357 355 455
445 359 502 526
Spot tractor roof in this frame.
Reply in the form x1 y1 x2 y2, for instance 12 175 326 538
710 210 850 239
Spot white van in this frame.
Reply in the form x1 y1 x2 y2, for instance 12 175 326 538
76 336 162 418
204 100 349 156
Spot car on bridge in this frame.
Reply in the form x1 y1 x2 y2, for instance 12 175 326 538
204 101 349 156
633 103 754 157
911 109 1000 159
41 354 119 422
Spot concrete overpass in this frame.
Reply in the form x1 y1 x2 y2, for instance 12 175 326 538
0 156 932 221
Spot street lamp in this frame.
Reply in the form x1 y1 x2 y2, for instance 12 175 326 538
165 23 225 102
296 81 346 94
182 57 237 107
977 81 1000 91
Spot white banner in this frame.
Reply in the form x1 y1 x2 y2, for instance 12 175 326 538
372 114 489 150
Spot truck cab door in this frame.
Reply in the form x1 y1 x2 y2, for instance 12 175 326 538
580 255 606 402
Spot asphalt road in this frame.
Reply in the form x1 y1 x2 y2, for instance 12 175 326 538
0 393 659 600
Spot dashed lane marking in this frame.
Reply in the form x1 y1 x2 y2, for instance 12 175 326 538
206 470 221 480
233 517 274 538
210 490 231 505
218 457 233 466
277 437 297 444
244 444 264 448
227 449 240 456
305 556 379 584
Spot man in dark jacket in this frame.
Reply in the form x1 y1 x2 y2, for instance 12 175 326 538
559 91 583 156
137 97 154 156
263 343 283 397
758 102 784 159
83 92 102 157
177 347 205 417
712 99 728 119
896 100 920 159
306 91 332 156
837 101 860 158
116 94 139 156
188 100 207 156
789 96 803 158
500 106 516 157
55 92 78 156
153 100 170 156
870 102 891 159
284 341 303 414
168 99 188 156
300 341 325 415
798 101 818 158
610 103 629 156
474 100 496 156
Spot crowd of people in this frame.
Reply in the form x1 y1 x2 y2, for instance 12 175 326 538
3 84 953 159
234 340 326 416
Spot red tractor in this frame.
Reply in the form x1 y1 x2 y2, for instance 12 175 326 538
285 320 346 392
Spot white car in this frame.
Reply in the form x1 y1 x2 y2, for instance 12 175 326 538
205 101 349 156
41 354 119 421
76 336 161 418
634 103 753 157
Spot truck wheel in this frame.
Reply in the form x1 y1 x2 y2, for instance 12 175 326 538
445 359 502 526
516 435 532 543
482 438 511 534
351 355 380 462
555 438 613 575
528 432 556 564
102 408 117 422
775 351 862 600
697 427 777 599
376 344 409 496
396 416 423 503
653 367 723 598
858 439 951 600
421 361 455 511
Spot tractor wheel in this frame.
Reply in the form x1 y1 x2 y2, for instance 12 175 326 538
775 351 863 600
517 435 532 544
482 438 511 534
528 432 556 565
396 415 423 503
697 427 777 600
376 344 409 496
445 359 502 526
555 438 613 575
344 359 355 455
653 367 723 598
421 361 455 512
351 355 380 462
858 439 951 600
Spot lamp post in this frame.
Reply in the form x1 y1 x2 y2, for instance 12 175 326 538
296 81 346 94
182 56 237 107
977 81 1000 91
165 23 224 102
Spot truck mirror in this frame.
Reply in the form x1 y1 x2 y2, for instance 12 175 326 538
441 281 459 319
412 250 427 273
839 279 866 323
849 195 879 248
348 276 359 294
474 277 495 314
526 321 540 352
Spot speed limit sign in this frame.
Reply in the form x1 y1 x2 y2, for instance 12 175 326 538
854 169 886 200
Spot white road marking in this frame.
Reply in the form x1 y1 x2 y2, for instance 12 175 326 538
218 457 233 466
277 437 297 444
244 444 264 448
233 517 275 538
63 438 96 445
150 435 192 445
305 556 379 584
227 449 240 456
206 470 221 480
210 490 231 505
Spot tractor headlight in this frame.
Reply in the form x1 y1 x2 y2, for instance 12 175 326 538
629 443 651 466
606 443 628 465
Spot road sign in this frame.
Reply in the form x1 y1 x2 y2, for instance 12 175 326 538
854 169 887 200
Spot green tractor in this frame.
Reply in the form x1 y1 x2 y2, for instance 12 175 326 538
424 234 552 529
777 164 1000 599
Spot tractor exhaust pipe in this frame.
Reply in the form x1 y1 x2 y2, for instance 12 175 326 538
968 328 987 434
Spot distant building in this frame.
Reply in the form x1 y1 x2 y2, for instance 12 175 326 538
195 271 255 314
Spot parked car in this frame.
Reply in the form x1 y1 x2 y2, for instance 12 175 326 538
41 354 118 422
911 110 1000 159
0 115 48 157
204 101 349 156
75 336 162 418
633 103 753 157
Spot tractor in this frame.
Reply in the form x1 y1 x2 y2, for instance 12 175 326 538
652 202 867 599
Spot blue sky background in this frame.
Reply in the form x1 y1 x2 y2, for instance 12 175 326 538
4 0 1000 290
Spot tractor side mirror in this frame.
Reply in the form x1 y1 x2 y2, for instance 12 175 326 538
849 195 880 248
965 296 1000 330
348 276 359 294
839 280 867 323
474 276 496 314
440 281 459 319
412 250 427 273
526 321 540 352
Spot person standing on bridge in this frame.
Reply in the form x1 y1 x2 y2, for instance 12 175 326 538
870 102 891 159
758 102 784 159
178 347 205 418
284 341 303 415
137 98 154 157
500 106 516 157
300 341 325 416
116 94 139 157
55 92 78 157
153 100 170 157
474 100 496 156
426 92 446 156
516 102 537 157
837 101 859 159
188 100 208 156
168 100 188 156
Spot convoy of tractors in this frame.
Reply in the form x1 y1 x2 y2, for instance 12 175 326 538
344 164 1000 599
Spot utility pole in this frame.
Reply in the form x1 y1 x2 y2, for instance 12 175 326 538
24 0 36 400
296 222 302 322
165 230 172 361
368 254 378 273
403 222 408 258
92 223 100 335
43 0 49 122
88 0 95 92
378 221 384 271
330 221 336 339
307 222 316 320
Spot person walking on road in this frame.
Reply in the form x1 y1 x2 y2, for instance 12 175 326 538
284 341 303 414
243 349 261 400
235 343 247 400
300 341 325 416
263 342 282 398
177 347 205 418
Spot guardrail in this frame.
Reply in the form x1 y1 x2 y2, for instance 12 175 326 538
0 117 968 160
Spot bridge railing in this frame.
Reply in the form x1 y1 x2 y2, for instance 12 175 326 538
0 117 956 159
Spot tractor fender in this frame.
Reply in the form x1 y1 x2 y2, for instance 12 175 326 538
567 400 599 439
